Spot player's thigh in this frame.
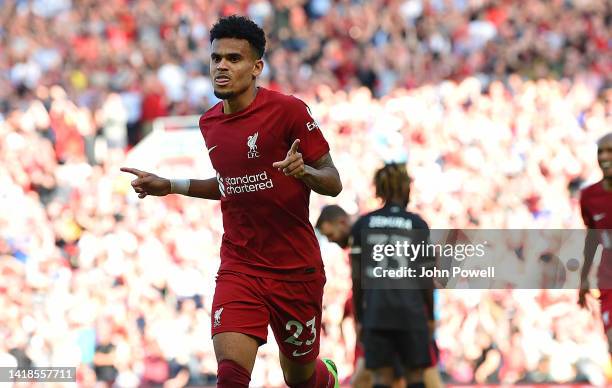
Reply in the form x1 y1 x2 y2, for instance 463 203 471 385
397 329 431 382
211 271 269 372
362 329 397 383
213 332 259 374
268 276 325 373
371 366 395 386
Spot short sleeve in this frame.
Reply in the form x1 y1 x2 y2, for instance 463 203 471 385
287 99 330 165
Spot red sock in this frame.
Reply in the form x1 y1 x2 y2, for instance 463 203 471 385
216 359 251 388
287 359 334 388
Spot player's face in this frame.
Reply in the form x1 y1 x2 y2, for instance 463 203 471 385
210 38 263 100
319 217 350 248
598 140 612 179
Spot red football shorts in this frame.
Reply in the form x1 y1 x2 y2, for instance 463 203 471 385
600 289 611 332
211 270 325 364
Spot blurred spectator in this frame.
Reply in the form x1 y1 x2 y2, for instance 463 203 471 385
93 322 118 387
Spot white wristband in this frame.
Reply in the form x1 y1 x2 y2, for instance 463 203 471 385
170 178 190 195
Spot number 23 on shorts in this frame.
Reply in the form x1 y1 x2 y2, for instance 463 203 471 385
284 316 317 357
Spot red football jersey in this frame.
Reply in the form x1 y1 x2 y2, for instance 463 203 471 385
199 87 330 281
580 180 612 289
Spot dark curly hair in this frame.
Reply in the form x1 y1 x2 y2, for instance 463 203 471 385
374 163 411 204
209 15 266 59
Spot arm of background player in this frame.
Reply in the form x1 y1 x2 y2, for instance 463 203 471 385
419 223 436 326
580 230 598 287
578 194 596 307
349 251 363 324
578 230 598 308
300 152 342 197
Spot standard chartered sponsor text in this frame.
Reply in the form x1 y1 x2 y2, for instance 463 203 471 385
223 171 274 195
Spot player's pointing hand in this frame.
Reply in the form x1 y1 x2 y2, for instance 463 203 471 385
120 167 171 198
273 139 306 178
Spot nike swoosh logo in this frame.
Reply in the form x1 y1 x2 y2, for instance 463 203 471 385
208 145 218 153
594 213 606 221
292 348 313 357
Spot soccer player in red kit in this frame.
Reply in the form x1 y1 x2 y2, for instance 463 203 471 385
579 132 612 365
121 15 342 388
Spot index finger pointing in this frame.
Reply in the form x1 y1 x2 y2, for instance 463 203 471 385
289 139 300 154
120 167 146 178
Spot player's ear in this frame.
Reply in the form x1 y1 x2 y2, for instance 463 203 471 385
252 58 264 79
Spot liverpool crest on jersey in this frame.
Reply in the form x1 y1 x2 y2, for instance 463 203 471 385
247 132 260 159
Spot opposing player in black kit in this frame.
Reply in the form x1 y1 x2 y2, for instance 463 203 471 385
349 163 435 388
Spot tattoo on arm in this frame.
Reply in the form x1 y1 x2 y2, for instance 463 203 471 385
312 153 335 170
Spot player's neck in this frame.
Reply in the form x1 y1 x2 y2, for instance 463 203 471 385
603 178 612 191
385 199 407 209
223 84 258 115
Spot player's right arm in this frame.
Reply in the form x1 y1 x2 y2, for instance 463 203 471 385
579 229 598 307
579 191 596 307
120 167 221 200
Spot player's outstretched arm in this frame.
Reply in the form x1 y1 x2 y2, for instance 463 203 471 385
272 139 342 197
579 229 598 307
121 167 221 200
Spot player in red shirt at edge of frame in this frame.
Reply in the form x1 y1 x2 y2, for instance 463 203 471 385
121 15 343 388
579 132 612 374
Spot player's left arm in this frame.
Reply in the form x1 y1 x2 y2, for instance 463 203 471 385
273 99 342 197
273 141 342 197
300 151 342 197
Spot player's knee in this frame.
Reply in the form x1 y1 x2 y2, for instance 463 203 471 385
216 359 251 388
281 361 315 386
404 383 426 388
404 368 425 385
372 367 395 387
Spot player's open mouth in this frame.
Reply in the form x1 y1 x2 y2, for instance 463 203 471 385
601 161 612 168
215 76 230 86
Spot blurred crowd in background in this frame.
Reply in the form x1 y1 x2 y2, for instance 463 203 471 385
1 0 612 386
1 0 610 146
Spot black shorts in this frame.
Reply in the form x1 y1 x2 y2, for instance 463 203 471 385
363 328 432 370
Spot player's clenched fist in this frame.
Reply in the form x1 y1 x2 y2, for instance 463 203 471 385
120 167 171 198
273 139 305 178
